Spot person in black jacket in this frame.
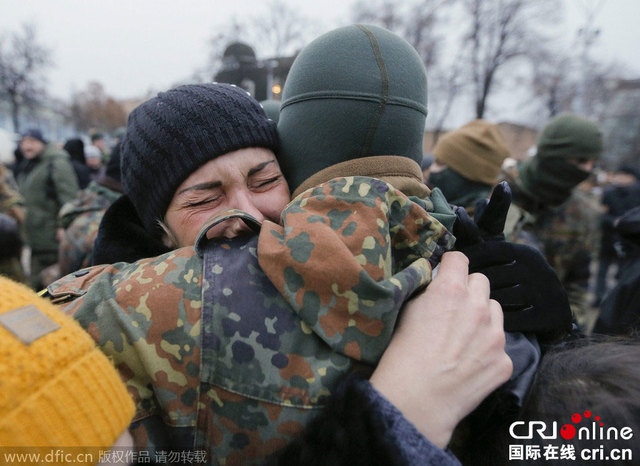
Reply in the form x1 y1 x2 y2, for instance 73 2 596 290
594 166 640 305
593 205 640 335
63 138 92 189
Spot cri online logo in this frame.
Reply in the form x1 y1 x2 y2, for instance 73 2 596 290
561 411 599 440
510 411 634 441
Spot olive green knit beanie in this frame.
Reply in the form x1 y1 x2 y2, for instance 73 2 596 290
277 24 428 192
536 113 603 160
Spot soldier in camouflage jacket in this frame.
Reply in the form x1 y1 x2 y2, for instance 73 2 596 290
47 173 455 463
58 144 123 276
45 26 475 464
503 114 603 327
44 23 566 464
58 180 122 274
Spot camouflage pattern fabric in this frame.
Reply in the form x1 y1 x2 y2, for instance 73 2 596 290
47 248 205 456
505 189 600 327
48 236 346 464
197 232 352 463
58 181 121 275
46 176 455 464
258 176 455 363
0 163 25 224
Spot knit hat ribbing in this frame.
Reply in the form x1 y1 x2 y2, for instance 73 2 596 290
121 83 279 234
433 119 510 185
0 276 134 451
278 24 428 193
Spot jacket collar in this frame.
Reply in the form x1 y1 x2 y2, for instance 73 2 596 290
292 156 430 199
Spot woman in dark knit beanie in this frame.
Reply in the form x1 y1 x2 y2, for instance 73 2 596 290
92 82 289 265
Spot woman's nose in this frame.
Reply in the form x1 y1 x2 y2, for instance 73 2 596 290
230 189 265 222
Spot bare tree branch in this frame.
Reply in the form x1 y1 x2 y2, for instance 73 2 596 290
0 23 52 132
69 81 127 133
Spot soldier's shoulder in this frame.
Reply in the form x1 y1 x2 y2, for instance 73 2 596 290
47 247 204 307
556 190 600 222
292 176 408 211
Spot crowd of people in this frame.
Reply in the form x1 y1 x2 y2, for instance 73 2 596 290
1 23 639 466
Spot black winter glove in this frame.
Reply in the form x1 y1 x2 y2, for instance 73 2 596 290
453 182 572 337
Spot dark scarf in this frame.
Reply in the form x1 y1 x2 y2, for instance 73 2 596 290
518 156 590 207
428 168 492 209
15 157 39 181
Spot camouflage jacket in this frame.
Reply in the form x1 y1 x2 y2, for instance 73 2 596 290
47 176 454 465
258 176 455 363
58 181 122 276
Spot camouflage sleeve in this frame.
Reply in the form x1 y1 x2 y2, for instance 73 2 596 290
47 247 205 443
58 210 104 276
258 176 454 364
544 193 598 324
58 197 81 230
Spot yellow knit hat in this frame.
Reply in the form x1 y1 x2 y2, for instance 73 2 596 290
0 276 134 453
433 119 511 185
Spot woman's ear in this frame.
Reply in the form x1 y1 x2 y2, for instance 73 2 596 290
157 219 179 249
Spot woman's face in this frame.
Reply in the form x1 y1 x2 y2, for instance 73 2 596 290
164 147 290 247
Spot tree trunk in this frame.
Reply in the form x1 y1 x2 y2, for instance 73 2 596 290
10 94 20 134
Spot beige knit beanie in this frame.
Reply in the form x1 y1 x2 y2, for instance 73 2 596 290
433 119 510 185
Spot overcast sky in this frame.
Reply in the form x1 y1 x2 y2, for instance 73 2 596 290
1 0 639 102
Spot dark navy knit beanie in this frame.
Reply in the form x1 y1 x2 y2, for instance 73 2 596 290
21 128 47 144
121 83 279 234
